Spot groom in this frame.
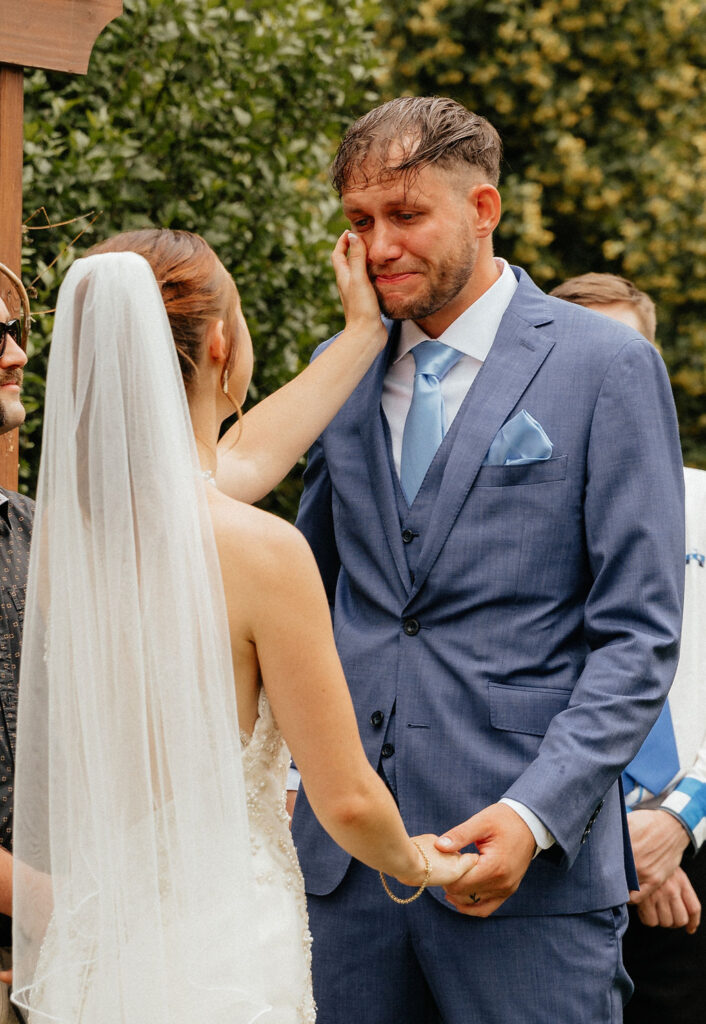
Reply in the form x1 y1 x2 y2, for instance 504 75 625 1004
292 97 685 1022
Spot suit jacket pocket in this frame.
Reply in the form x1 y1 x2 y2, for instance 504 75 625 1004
488 681 572 737
475 454 568 487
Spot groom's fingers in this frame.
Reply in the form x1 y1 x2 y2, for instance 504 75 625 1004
436 803 536 917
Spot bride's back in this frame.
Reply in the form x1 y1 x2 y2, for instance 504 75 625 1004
205 486 303 736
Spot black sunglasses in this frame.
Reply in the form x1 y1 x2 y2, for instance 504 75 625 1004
0 320 22 357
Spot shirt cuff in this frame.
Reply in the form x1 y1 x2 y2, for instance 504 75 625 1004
500 798 556 855
287 766 301 791
661 777 706 852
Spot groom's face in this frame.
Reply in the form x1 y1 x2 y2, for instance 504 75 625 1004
341 159 482 331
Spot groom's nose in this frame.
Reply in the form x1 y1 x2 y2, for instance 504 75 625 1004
366 223 405 266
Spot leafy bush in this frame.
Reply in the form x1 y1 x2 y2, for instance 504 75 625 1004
21 0 382 516
381 0 706 465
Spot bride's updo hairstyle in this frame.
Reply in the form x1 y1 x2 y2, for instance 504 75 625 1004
87 228 239 393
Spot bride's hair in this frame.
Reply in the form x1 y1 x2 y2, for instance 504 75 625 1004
88 229 239 392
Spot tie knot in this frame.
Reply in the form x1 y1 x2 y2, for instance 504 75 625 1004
411 340 462 381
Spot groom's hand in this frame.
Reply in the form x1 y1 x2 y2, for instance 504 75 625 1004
435 802 536 917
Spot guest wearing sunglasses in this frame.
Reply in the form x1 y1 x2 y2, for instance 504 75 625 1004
0 271 30 1024
0 312 26 431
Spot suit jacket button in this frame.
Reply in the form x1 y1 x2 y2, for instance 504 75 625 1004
370 710 384 727
403 618 420 636
381 743 395 758
401 528 414 544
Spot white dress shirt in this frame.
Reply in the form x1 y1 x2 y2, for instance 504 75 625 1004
381 258 554 855
381 258 518 477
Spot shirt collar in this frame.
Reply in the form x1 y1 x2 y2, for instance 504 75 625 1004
395 258 518 364
0 490 10 527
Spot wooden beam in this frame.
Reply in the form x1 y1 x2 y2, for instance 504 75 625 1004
0 64 24 490
0 67 22 274
0 0 123 75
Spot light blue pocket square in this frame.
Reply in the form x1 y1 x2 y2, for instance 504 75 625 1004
483 409 554 466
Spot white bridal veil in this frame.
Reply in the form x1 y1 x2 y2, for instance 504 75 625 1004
12 253 270 1022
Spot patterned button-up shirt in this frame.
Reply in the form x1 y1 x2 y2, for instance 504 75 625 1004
0 486 33 945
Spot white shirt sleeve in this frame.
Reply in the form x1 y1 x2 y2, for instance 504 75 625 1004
500 797 556 855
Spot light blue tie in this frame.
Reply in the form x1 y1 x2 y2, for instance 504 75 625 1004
622 700 680 797
400 340 463 504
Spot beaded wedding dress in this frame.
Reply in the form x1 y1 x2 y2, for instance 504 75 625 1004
241 689 316 1023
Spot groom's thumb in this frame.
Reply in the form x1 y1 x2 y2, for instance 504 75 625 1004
435 818 478 854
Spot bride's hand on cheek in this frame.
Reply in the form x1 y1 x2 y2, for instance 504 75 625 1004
331 231 386 345
412 834 479 889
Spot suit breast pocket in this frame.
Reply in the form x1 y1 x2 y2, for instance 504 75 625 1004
488 681 572 737
475 454 568 488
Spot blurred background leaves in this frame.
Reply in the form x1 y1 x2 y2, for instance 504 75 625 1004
20 0 706 516
21 0 381 516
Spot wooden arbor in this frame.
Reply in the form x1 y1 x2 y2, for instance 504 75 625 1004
0 0 123 488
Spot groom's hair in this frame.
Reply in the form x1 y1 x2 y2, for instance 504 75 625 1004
331 96 502 195
550 273 657 344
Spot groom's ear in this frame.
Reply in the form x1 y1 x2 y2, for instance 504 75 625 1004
205 319 227 363
468 183 501 238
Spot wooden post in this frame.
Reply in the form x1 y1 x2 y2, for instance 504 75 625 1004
0 65 24 489
0 0 123 490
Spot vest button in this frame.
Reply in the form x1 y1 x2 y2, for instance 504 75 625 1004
401 528 414 544
381 743 395 758
403 618 420 636
370 710 384 728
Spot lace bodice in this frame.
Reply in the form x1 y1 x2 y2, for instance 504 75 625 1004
240 689 316 1023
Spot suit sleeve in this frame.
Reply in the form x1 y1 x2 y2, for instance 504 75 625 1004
293 336 342 608
295 433 341 611
503 337 685 866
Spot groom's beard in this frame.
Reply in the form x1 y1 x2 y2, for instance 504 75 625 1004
371 237 478 323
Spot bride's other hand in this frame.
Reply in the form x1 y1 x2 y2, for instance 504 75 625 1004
410 834 479 889
331 232 386 344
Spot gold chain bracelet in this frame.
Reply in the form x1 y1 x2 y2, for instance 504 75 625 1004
379 841 432 905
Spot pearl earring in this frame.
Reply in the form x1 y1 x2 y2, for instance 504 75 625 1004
223 369 229 395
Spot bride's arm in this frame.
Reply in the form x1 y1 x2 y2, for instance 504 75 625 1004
219 504 476 890
215 233 387 504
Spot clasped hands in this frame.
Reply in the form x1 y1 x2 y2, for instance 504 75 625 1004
627 808 701 934
414 802 537 917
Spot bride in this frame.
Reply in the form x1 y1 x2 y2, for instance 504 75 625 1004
11 229 474 1023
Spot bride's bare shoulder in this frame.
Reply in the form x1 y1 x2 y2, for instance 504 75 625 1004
207 488 314 585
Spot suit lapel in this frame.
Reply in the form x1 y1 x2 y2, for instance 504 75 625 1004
410 271 556 600
354 321 412 595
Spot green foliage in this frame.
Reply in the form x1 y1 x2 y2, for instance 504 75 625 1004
21 0 382 515
381 0 706 466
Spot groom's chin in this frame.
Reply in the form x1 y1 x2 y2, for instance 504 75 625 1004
376 293 424 322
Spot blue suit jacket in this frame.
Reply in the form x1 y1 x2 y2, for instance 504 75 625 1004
293 267 685 915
